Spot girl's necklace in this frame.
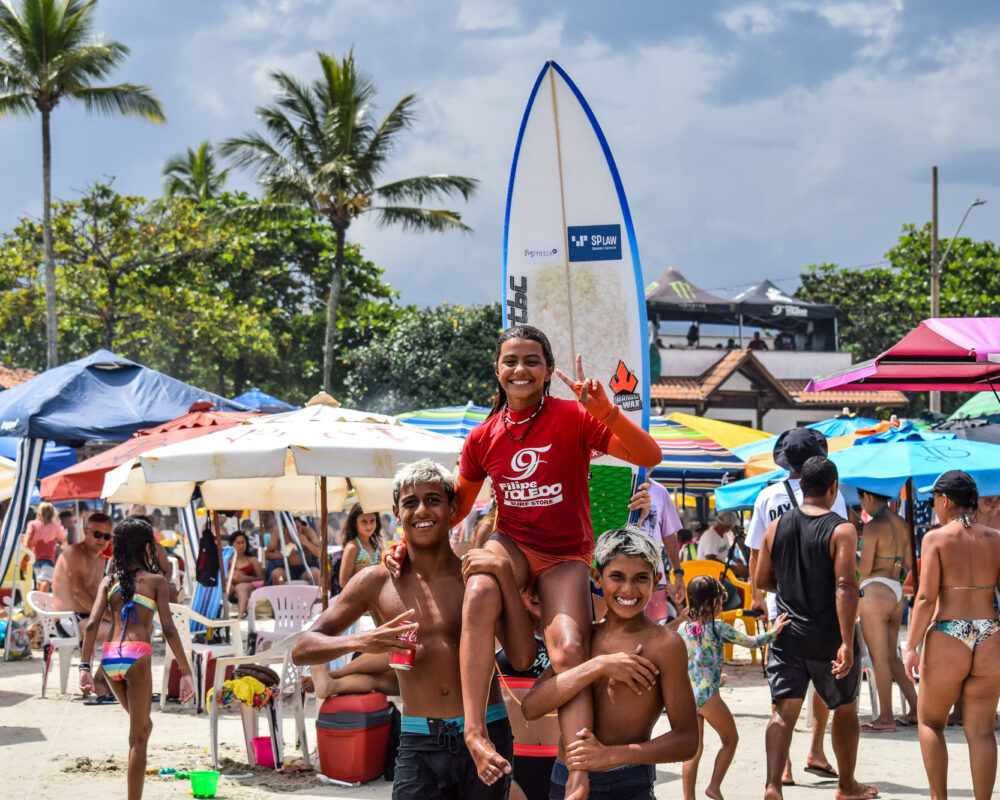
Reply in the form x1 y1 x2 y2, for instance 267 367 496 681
871 504 890 520
502 397 545 442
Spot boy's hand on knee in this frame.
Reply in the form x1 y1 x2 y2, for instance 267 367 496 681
461 549 509 584
566 728 613 771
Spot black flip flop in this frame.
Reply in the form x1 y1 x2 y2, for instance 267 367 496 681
804 763 838 779
83 694 118 706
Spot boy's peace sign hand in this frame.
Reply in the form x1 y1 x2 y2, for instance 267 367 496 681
555 355 614 419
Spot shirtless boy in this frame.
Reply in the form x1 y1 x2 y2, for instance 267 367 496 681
522 526 698 799
293 460 534 799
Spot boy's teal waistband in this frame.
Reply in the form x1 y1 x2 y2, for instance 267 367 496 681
401 702 507 735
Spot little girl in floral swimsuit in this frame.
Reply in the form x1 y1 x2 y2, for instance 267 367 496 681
680 576 789 800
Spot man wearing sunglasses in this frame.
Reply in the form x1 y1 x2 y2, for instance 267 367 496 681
52 512 114 699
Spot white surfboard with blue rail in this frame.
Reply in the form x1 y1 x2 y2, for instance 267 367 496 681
503 60 650 534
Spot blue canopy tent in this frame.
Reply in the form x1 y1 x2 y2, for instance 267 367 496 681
231 387 298 414
0 438 75 478
0 350 249 657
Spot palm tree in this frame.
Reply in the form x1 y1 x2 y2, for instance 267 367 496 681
0 0 164 368
163 141 228 201
222 49 477 393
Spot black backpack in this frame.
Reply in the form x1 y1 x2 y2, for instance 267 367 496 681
328 550 344 597
195 525 219 586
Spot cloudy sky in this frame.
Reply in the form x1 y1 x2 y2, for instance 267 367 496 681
4 0 1000 310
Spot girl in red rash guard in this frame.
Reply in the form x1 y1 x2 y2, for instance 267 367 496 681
387 325 660 800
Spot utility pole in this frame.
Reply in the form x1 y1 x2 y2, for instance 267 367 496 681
930 166 940 414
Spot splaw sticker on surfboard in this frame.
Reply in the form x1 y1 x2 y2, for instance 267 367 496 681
503 60 650 534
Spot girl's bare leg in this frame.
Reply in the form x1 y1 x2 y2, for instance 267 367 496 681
886 600 918 721
918 631 971 800
461 536 529 785
682 713 706 800
234 583 253 618
700 693 738 800
962 633 1000 800
859 588 897 727
125 656 153 800
536 561 594 800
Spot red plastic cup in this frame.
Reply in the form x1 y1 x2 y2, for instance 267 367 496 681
389 628 417 670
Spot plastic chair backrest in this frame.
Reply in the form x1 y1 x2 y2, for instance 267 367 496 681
189 546 234 633
249 585 320 637
680 559 725 582
27 590 78 644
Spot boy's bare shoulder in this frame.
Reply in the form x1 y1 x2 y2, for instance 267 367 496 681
641 622 687 664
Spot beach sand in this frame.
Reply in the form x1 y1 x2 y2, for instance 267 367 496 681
1 647 981 799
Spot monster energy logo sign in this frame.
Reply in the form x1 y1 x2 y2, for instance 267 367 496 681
669 281 696 301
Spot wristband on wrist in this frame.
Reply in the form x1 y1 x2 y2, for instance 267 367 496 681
78 663 91 671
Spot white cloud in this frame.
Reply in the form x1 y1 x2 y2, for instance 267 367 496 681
458 0 522 32
718 5 782 37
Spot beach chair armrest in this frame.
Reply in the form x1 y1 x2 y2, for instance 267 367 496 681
209 631 303 695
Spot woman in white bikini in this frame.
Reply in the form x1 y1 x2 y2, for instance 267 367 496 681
856 488 918 731
904 470 1000 800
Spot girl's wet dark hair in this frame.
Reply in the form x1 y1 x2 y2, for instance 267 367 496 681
489 325 556 416
686 575 726 638
229 529 256 556
110 517 157 606
341 503 383 548
857 488 891 505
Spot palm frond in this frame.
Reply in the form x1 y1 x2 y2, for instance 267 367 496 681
376 174 478 205
0 88 33 116
356 93 418 175
73 83 164 120
212 199 310 228
373 205 472 234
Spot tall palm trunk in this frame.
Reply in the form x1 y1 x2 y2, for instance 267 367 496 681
41 108 58 367
322 227 346 393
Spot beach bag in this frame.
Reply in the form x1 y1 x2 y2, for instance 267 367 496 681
196 526 219 587
329 551 344 598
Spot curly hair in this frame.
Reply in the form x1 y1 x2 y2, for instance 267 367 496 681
686 575 726 637
341 503 383 549
109 517 157 605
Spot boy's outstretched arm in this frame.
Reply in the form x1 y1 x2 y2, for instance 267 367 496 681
565 632 698 769
292 571 415 666
521 646 659 721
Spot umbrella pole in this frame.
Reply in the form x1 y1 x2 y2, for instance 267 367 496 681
320 477 329 610
212 510 228 590
906 478 919 595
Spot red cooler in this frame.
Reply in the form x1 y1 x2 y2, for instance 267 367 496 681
316 692 394 783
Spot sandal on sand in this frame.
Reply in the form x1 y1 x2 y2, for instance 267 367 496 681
782 779 795 786
894 717 917 727
804 763 838 779
83 694 118 706
861 721 896 732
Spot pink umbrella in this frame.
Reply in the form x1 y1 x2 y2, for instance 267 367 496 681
807 318 1000 392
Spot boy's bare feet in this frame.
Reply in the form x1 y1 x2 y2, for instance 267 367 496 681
764 781 783 800
705 783 724 800
781 758 794 785
834 782 879 800
465 731 511 785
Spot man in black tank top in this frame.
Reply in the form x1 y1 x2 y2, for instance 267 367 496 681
755 457 878 800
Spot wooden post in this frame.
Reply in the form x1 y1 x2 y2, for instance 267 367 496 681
906 478 919 594
320 476 329 610
212 510 227 588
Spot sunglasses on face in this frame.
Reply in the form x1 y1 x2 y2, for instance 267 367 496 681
89 530 111 541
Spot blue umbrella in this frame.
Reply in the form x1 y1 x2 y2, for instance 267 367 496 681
231 387 298 414
807 416 880 438
830 439 1000 499
715 468 861 511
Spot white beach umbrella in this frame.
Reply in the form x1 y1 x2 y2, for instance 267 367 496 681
136 393 463 512
0 455 17 503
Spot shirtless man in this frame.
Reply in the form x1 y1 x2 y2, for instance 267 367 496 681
293 460 534 799
266 516 322 585
52 511 112 697
522 526 699 799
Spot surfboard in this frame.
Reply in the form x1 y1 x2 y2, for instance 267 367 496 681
503 60 650 533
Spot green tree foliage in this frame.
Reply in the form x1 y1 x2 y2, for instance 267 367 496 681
162 141 228 201
0 0 164 367
798 222 1000 414
341 302 502 414
0 185 397 402
221 48 477 392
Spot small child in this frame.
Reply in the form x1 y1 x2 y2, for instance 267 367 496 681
680 576 789 800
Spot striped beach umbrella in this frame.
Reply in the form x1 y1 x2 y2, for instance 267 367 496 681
397 402 490 439
649 417 745 493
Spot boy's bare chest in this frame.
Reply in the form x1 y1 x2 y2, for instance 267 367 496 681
374 573 465 642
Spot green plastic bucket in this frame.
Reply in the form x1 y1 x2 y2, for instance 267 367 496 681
188 770 219 798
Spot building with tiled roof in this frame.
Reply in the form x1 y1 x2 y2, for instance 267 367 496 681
650 347 906 433
0 363 36 390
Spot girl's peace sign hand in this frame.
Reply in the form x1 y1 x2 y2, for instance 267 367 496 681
555 354 613 419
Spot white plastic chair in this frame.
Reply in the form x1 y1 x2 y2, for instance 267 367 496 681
161 603 244 713
247 585 320 654
208 630 311 770
27 590 80 697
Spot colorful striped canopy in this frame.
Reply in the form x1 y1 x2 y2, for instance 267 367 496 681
649 417 744 492
397 403 490 439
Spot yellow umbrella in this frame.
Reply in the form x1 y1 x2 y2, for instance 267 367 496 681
666 413 771 451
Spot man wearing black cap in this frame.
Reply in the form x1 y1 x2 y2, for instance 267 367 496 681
746 427 849 784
